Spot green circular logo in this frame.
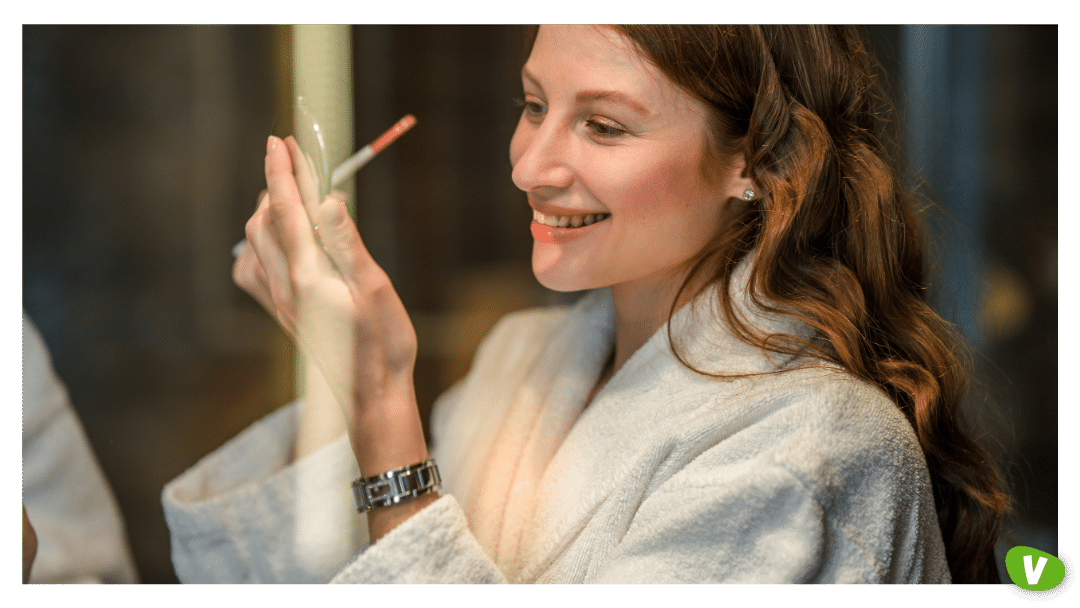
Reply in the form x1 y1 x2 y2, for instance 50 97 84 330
1002 544 1071 600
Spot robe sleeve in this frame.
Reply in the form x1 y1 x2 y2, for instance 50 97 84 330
160 312 531 584
329 495 505 583
162 400 505 583
161 355 512 584
162 402 367 583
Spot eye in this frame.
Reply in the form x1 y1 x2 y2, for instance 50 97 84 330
513 97 547 122
585 118 626 138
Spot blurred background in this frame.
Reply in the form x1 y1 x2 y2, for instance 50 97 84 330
22 25 1056 583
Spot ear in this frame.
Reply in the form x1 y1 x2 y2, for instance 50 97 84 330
723 152 758 203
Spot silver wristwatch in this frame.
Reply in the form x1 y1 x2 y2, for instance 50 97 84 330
351 459 441 512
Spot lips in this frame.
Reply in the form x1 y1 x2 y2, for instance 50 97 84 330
528 202 611 245
530 215 610 244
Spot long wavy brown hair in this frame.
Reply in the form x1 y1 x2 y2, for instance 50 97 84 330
593 25 1009 583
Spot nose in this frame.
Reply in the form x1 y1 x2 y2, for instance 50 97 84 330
510 116 574 193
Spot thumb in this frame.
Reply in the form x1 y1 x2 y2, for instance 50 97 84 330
317 192 374 282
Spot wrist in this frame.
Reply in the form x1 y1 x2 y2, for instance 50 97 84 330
343 380 437 544
345 377 429 479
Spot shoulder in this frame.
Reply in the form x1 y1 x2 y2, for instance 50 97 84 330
689 366 927 497
684 367 945 581
778 370 946 581
755 367 925 487
622 365 946 582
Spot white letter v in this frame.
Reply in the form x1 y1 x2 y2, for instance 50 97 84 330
1024 555 1048 585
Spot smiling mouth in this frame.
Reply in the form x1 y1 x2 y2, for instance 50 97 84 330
532 209 611 229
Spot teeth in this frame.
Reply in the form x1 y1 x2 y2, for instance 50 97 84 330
533 210 610 228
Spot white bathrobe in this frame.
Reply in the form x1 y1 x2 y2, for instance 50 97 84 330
162 276 950 583
23 312 139 584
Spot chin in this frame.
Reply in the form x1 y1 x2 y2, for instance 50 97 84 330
534 272 589 293
531 247 605 293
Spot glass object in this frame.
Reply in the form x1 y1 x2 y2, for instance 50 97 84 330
290 96 332 219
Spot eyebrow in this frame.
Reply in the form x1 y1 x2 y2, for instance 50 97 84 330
521 66 653 118
574 90 652 117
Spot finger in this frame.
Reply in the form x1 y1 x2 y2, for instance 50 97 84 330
246 192 289 286
234 233 297 335
232 190 270 258
244 190 299 331
265 135 320 270
316 192 379 285
264 135 300 204
232 238 271 308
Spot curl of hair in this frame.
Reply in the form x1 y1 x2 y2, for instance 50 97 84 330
615 24 1010 583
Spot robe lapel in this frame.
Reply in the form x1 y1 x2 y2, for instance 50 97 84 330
464 290 615 572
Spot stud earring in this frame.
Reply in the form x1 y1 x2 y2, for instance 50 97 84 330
742 188 755 201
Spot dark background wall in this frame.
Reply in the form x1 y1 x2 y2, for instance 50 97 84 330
22 25 1056 583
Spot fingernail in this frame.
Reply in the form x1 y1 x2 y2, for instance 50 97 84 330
266 135 277 154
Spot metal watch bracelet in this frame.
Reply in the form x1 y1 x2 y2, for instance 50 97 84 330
351 459 441 513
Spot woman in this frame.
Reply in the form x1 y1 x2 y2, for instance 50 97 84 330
163 25 1008 583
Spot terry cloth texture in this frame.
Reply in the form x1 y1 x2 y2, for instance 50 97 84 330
163 266 950 583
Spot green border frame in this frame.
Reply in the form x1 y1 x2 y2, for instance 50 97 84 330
10 2 1071 604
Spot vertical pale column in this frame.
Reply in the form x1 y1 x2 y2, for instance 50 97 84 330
291 25 355 398
291 25 367 554
289 24 352 447
293 25 356 215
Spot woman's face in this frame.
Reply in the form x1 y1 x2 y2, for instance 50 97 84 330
510 25 749 294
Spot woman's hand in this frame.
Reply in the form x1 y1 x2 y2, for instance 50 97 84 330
235 135 417 423
233 136 435 540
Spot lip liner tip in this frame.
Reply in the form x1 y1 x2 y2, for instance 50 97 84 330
370 115 418 154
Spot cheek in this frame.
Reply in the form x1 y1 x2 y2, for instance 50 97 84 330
612 155 724 253
612 156 699 220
